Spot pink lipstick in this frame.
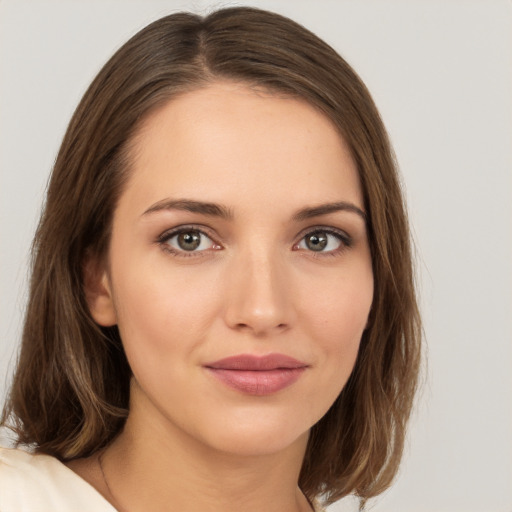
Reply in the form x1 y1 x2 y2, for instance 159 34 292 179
204 354 308 395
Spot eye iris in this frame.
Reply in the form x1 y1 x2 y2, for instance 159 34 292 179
306 233 328 251
177 231 201 251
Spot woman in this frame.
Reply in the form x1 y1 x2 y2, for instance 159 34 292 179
0 7 421 512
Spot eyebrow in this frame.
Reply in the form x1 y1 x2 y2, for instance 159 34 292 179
142 199 233 219
142 198 366 222
292 201 367 222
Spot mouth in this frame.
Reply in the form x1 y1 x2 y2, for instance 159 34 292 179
204 353 308 395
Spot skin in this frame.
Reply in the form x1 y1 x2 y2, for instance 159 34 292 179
70 82 374 512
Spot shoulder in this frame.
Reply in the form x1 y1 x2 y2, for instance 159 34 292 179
0 447 116 512
1 445 63 479
312 500 326 512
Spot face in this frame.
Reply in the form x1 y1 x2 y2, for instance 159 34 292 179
90 82 373 457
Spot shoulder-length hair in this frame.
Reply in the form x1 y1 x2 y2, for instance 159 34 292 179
1 6 421 508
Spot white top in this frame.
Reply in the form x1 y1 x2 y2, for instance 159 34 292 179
0 447 117 512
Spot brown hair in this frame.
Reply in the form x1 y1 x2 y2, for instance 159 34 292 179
1 7 421 507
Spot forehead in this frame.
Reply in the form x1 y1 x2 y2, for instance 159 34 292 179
122 81 363 214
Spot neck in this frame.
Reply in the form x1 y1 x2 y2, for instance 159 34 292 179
101 382 312 512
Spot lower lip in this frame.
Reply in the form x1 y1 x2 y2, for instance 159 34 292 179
205 368 306 395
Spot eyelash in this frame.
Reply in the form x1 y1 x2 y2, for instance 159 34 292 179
157 225 219 258
296 227 353 258
156 225 353 258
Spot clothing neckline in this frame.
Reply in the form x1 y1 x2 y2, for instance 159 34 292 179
1 446 324 512
0 446 117 510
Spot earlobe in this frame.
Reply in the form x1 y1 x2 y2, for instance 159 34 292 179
83 256 117 327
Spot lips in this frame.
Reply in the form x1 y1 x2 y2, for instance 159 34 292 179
204 354 308 395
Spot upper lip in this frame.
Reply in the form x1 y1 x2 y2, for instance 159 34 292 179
204 353 308 371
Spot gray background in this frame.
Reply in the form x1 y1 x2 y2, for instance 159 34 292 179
1 1 511 511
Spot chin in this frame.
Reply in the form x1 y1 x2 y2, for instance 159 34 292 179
189 412 312 458
207 429 309 458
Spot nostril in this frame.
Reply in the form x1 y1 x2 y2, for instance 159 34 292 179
232 321 289 335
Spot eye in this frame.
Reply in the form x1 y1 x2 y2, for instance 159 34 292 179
160 228 219 254
296 229 351 253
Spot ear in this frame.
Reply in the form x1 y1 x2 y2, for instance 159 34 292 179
83 254 117 327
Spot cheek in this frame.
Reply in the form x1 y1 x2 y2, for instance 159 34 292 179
300 270 373 376
284 270 372 429
110 263 222 364
305 267 372 330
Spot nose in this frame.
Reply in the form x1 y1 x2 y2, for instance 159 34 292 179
223 247 294 337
